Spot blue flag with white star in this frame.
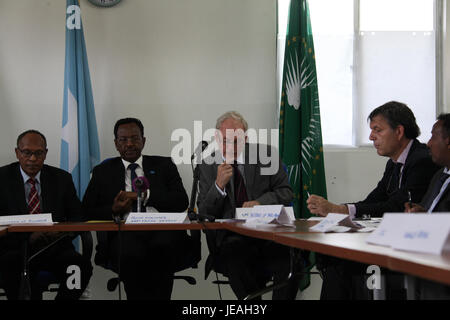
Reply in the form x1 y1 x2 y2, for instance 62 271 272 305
61 0 100 199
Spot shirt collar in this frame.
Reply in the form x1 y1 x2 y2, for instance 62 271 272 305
121 155 143 170
20 166 41 185
394 139 413 165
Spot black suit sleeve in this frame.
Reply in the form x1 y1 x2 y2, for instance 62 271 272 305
61 172 84 222
147 158 189 212
82 165 116 220
354 157 439 218
197 163 228 219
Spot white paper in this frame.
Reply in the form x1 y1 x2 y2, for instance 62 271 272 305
307 216 325 221
0 213 53 225
125 212 189 224
366 214 406 247
237 205 295 226
366 213 450 255
309 213 353 232
391 214 450 255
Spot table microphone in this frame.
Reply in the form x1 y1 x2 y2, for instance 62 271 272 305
191 140 209 161
132 176 150 212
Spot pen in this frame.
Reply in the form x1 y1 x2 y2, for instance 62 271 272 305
408 190 412 208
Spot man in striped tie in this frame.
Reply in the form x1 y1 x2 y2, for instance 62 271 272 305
0 130 92 300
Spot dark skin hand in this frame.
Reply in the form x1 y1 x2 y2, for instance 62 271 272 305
112 190 136 214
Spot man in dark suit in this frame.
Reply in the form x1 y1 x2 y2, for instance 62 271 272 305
197 111 299 300
405 113 450 299
0 130 92 300
82 118 194 300
307 101 440 299
406 113 450 213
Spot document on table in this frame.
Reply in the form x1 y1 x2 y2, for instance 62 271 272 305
308 214 379 233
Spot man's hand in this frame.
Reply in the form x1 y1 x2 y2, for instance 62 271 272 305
242 200 260 208
216 163 233 191
112 190 133 214
404 202 426 213
306 194 348 217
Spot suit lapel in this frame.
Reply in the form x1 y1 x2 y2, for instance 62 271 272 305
113 158 126 191
142 156 155 187
11 163 28 214
40 166 53 213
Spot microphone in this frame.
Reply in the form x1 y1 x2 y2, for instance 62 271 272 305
191 140 209 160
188 140 215 222
132 176 150 212
132 176 149 192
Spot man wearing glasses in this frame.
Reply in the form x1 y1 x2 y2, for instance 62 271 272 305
307 101 440 300
0 130 92 300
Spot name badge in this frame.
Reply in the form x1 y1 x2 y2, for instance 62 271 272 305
125 212 189 224
0 213 53 225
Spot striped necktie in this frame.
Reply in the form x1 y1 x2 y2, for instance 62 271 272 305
27 178 41 214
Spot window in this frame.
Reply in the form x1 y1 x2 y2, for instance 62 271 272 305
277 0 442 146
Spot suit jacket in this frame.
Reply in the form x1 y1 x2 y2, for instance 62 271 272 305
82 155 189 219
420 167 450 212
197 144 293 219
197 144 293 241
0 162 82 221
353 139 440 218
82 155 194 270
0 162 83 251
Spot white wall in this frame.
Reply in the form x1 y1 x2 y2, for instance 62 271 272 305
0 0 446 300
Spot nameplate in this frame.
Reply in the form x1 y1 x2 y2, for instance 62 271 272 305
125 212 189 224
0 213 53 225
236 205 295 225
366 213 450 255
366 214 406 246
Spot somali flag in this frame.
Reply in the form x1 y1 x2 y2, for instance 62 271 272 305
61 0 100 199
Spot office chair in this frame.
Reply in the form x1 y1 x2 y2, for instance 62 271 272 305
95 228 201 297
30 231 93 298
0 231 93 299
203 228 312 300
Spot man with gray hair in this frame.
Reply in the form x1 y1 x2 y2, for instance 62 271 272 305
197 111 299 300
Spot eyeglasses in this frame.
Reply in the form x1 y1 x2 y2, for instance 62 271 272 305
116 136 142 144
17 148 47 159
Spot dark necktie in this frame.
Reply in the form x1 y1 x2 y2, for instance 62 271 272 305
387 162 403 195
128 163 139 212
422 172 449 210
233 164 248 208
27 178 41 214
128 163 138 192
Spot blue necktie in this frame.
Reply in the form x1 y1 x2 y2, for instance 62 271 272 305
128 163 138 191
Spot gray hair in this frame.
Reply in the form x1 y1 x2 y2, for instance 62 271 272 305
215 111 248 131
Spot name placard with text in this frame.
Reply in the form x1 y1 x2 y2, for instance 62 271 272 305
125 212 189 224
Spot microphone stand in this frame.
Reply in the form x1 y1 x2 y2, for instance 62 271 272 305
112 210 123 301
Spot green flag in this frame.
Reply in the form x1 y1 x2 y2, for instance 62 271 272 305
279 0 327 290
